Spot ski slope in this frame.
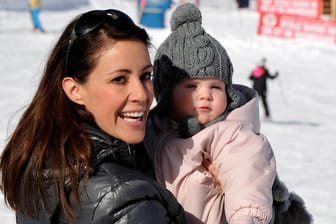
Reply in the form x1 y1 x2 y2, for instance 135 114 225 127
1 0 335 223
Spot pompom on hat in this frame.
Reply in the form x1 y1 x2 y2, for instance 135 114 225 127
152 3 241 136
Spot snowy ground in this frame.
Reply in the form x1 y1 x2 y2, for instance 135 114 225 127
1 0 336 223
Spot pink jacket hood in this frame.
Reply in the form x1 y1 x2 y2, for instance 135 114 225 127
227 84 261 133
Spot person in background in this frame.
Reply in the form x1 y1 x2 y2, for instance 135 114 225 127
236 0 250 8
145 3 312 224
249 57 279 119
0 8 186 223
29 0 45 32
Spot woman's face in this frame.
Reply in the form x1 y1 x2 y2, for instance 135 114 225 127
170 78 227 125
76 40 153 144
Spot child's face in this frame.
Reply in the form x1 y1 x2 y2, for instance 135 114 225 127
170 78 227 125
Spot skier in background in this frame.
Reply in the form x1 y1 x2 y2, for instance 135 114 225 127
29 0 45 32
249 57 278 119
236 0 249 8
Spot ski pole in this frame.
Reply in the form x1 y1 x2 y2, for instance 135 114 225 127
276 73 288 104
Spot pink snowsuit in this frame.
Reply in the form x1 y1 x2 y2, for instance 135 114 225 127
145 85 276 224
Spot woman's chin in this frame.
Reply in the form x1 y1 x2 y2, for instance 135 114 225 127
122 132 145 144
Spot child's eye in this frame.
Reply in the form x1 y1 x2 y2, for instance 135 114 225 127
141 72 153 81
185 84 197 88
112 76 127 84
212 85 223 90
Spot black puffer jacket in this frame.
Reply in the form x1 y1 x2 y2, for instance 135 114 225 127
17 124 186 224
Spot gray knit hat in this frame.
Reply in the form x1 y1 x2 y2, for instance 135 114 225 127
152 3 241 136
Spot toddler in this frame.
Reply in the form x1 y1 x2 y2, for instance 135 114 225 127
145 4 312 224
145 3 276 224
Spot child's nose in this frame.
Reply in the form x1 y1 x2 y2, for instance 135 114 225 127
198 88 212 100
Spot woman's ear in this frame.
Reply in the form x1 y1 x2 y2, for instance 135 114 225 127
62 77 85 105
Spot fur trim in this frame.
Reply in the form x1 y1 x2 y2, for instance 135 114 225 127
272 175 313 224
273 192 313 224
273 175 290 203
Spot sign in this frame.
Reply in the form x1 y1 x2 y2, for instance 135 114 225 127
257 0 321 18
257 12 336 43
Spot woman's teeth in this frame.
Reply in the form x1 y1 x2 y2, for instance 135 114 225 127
121 112 144 122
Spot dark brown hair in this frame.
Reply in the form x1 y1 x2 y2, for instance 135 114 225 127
0 9 150 220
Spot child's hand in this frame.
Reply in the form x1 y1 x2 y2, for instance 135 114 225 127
202 159 223 192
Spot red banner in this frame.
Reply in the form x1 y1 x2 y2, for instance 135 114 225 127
257 0 321 18
257 12 336 43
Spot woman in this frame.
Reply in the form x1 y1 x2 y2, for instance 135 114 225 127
0 9 186 223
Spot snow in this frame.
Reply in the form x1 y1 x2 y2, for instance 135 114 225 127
1 0 335 223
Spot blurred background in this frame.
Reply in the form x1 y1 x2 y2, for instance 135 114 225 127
1 0 336 223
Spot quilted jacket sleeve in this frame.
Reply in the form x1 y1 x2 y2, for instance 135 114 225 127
75 163 186 224
208 121 276 224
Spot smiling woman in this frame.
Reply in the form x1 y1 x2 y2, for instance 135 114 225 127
63 39 154 144
0 8 186 224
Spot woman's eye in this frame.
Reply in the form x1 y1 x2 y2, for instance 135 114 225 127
112 76 126 84
141 72 153 81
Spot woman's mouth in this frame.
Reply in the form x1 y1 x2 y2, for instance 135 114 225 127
120 111 145 123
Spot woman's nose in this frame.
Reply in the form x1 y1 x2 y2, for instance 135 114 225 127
130 79 152 102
